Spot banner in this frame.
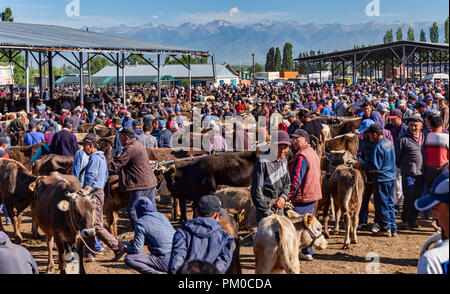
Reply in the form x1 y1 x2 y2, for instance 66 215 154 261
0 65 14 86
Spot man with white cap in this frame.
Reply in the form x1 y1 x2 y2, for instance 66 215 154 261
416 171 449 274
399 100 413 121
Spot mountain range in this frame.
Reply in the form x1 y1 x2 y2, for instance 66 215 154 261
87 20 447 66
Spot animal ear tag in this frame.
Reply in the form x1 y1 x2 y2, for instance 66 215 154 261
57 200 70 212
237 209 245 223
304 213 313 227
29 182 36 192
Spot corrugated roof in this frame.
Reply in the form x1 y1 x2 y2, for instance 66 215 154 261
93 64 238 79
0 22 208 55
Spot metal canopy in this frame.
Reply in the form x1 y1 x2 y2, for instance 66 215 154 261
0 22 208 55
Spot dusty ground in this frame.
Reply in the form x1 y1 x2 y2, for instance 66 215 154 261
1 195 437 274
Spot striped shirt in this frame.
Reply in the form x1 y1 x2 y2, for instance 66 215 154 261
424 132 449 167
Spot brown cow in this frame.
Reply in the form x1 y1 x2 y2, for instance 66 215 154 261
6 143 44 170
329 117 362 137
32 154 74 176
0 158 38 242
146 148 207 161
325 133 359 156
217 209 242 274
33 172 97 274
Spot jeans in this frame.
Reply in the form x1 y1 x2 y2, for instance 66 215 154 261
0 205 11 223
394 168 403 206
373 180 397 233
401 175 424 224
124 252 170 274
359 180 374 225
293 201 316 256
127 187 156 228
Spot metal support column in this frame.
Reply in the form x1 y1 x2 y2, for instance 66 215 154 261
306 62 310 85
188 55 192 103
48 51 53 101
353 54 357 84
419 52 423 80
211 55 216 86
157 54 161 104
39 52 43 99
79 52 84 104
331 61 334 82
122 53 126 107
25 51 30 113
116 53 120 96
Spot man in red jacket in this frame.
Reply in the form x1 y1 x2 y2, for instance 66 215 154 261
288 129 322 261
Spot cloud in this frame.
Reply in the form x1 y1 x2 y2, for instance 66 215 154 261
152 15 159 19
180 8 291 24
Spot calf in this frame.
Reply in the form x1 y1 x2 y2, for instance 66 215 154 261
33 172 97 274
253 211 327 274
325 133 359 156
329 117 362 137
6 143 44 170
322 165 364 249
218 209 242 274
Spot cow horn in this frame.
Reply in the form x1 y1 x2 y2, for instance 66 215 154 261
65 191 78 199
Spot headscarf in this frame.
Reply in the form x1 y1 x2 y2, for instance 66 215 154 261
44 131 54 146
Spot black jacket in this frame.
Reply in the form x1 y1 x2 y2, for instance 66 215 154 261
395 130 425 176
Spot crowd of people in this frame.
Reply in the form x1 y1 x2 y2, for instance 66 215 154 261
0 78 448 274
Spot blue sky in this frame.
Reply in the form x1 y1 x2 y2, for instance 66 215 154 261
0 0 448 27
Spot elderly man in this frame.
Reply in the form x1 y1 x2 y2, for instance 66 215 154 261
395 116 425 230
251 130 291 224
109 127 158 227
288 129 322 261
438 96 449 129
415 171 449 274
285 111 302 135
50 118 79 156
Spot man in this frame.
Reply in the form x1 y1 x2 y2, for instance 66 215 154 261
137 123 158 148
123 112 134 128
438 96 449 130
357 124 397 237
72 148 89 187
361 101 384 128
251 130 291 224
0 231 39 274
416 171 449 274
158 120 172 148
285 111 302 136
43 112 60 134
109 127 158 227
36 99 46 113
50 118 79 156
151 119 161 144
399 100 413 121
288 129 322 261
395 116 425 229
0 136 9 158
6 113 27 134
320 100 336 116
298 109 327 144
80 134 124 262
132 119 144 138
123 197 175 274
168 195 234 274
23 121 45 146
111 117 123 157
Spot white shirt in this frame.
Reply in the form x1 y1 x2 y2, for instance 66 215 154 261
417 239 449 274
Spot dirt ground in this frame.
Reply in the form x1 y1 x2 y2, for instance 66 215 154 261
1 195 437 274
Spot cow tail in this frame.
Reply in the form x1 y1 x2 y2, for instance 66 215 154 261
275 219 299 274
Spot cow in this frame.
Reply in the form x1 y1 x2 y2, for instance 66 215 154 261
329 117 362 137
214 186 257 235
217 209 242 274
103 174 131 237
146 148 207 161
32 172 97 274
253 210 327 274
32 154 74 176
6 143 44 170
322 164 364 249
325 133 359 156
163 151 260 222
0 158 38 242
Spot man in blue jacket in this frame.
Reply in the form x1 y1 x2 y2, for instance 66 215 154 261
168 195 234 274
356 123 397 237
123 197 175 274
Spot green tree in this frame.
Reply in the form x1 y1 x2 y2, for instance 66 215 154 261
396 28 403 41
253 63 264 73
124 55 153 66
167 55 199 65
430 22 439 43
383 29 393 43
265 47 274 71
1 7 13 22
407 27 415 41
420 29 427 42
274 47 282 72
90 56 110 74
445 17 449 43
281 42 294 72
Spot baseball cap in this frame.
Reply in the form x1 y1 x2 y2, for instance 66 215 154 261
63 118 74 127
132 119 142 127
118 126 135 138
376 102 389 113
366 123 384 135
29 121 37 128
358 119 376 133
126 112 131 117
415 101 427 109
387 109 402 119
415 171 449 211
197 195 222 215
284 111 296 118
290 129 310 142
271 130 291 145
79 134 98 145
0 136 8 146
158 120 166 127
398 100 407 106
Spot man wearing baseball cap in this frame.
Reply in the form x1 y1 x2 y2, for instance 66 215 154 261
288 129 322 261
356 123 397 237
168 195 234 274
416 171 449 274
285 111 302 136
251 130 291 224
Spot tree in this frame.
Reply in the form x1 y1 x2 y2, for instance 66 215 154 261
90 56 110 74
430 22 439 43
166 55 200 65
253 63 264 73
265 47 275 71
1 7 13 22
420 29 427 42
407 27 415 41
396 28 403 41
274 47 282 72
383 29 393 43
124 55 153 66
281 42 294 72
445 17 449 44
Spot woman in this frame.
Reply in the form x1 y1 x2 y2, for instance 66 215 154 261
30 131 53 163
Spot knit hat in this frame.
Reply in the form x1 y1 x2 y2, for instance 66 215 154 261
271 130 291 145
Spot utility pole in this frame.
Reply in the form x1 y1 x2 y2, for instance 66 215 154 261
252 53 255 81
86 27 92 88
